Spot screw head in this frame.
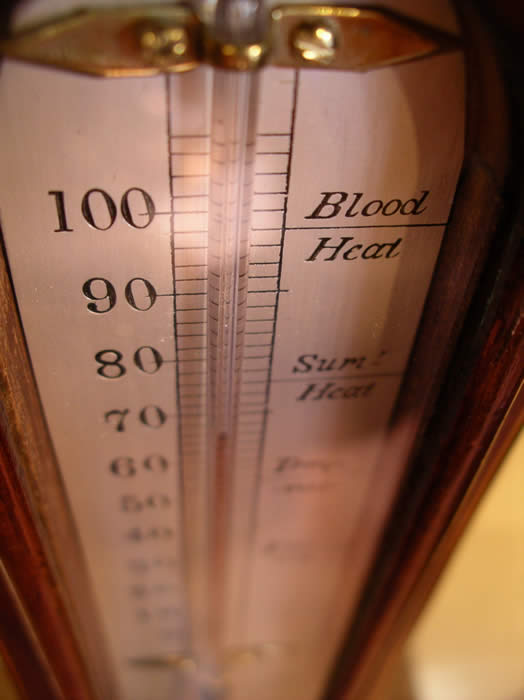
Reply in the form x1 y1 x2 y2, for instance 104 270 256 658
139 23 189 66
292 22 337 65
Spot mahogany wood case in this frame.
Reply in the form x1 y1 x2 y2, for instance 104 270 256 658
0 2 522 699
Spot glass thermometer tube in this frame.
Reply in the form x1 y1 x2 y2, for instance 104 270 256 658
202 0 261 682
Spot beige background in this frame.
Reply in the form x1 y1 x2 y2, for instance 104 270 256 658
384 427 524 700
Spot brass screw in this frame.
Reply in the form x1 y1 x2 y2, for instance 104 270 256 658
139 23 189 66
292 22 337 65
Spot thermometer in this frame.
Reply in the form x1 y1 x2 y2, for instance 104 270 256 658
0 0 467 698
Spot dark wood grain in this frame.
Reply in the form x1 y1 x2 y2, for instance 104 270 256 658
1 2 113 693
0 550 60 700
330 248 523 700
0 230 117 699
0 419 91 700
325 2 523 697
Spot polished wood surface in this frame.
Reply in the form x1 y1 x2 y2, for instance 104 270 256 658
326 3 523 697
0 417 92 700
0 237 115 698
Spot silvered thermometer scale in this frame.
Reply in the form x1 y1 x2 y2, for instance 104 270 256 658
0 1 464 698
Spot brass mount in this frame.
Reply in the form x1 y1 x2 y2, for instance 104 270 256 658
1 3 460 76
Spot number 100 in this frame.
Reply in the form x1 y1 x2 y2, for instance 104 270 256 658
49 188 155 231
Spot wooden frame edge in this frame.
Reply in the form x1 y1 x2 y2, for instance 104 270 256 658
0 235 118 697
324 1 523 697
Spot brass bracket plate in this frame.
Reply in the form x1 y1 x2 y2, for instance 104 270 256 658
0 3 460 76
271 5 458 70
1 5 202 77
